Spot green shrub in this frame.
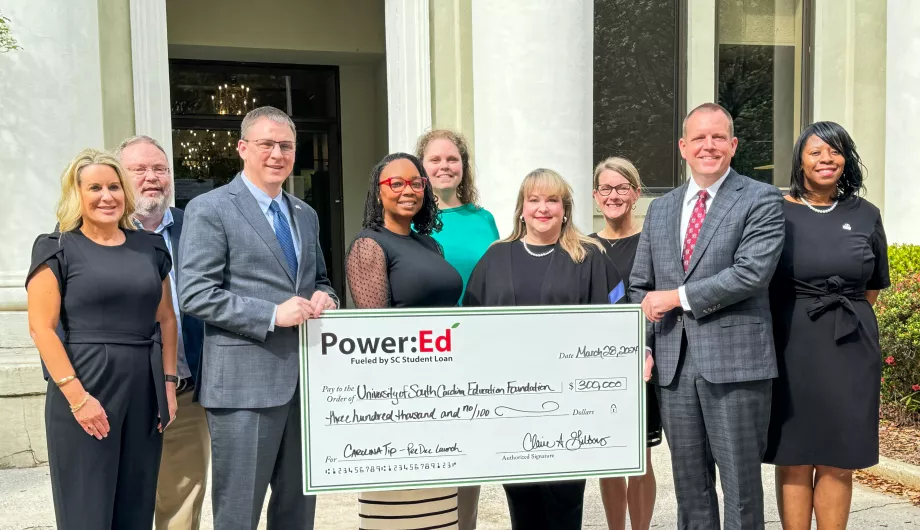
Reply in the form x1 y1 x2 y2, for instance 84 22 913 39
877 244 920 425
888 244 920 285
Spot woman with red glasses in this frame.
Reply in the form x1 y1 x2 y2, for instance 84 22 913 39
346 152 463 529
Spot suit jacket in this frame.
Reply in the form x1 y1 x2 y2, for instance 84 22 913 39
166 208 205 391
178 174 338 409
629 169 785 386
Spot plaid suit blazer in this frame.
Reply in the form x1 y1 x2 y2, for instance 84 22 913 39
629 169 785 386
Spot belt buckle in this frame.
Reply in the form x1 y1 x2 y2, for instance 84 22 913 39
176 378 192 394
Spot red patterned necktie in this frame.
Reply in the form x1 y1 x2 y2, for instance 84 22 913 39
682 189 710 272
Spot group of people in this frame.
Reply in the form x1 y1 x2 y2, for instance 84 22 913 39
25 101 888 530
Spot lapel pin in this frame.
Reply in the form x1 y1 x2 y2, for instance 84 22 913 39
842 223 851 231
295 205 302 210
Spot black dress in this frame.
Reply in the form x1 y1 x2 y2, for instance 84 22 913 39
464 240 623 530
27 229 172 530
346 226 464 530
590 233 663 448
764 198 890 469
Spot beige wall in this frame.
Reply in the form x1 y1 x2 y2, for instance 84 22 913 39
813 0 887 210
430 0 475 142
340 63 389 249
165 0 384 55
719 0 799 45
98 0 135 149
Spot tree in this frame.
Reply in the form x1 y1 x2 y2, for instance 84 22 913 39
1 13 22 53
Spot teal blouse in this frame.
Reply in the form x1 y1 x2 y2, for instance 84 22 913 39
430 204 500 299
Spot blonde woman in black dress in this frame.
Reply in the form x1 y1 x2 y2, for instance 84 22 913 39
464 168 624 530
765 122 889 529
26 149 178 529
589 157 660 530
347 153 463 529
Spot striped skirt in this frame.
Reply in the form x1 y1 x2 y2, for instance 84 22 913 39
359 487 459 530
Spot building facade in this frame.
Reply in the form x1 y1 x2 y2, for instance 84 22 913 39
1 0 918 467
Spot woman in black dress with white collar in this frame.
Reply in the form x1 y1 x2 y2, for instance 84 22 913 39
463 168 623 530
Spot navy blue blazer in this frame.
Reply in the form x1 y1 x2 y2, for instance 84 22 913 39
167 207 205 388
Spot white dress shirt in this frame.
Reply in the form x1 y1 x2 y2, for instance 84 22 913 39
677 168 731 312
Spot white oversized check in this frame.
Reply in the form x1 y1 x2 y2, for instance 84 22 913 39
299 305 646 494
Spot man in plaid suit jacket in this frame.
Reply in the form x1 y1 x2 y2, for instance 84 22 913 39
629 103 785 529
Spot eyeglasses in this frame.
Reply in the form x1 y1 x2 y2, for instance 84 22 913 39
595 183 635 196
243 139 296 154
379 177 428 192
127 166 170 178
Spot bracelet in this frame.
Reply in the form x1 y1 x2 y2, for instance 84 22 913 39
55 375 76 387
70 393 90 413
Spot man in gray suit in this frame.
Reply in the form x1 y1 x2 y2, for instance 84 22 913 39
179 106 338 530
629 103 785 529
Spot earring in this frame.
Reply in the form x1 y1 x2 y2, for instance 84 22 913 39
631 203 637 211
520 215 525 223
563 216 568 223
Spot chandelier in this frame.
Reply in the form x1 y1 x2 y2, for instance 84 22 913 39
212 83 257 115
177 130 236 177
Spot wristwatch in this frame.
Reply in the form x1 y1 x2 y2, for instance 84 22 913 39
165 374 179 384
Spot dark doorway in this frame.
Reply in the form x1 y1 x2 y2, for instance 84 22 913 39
168 59 346 299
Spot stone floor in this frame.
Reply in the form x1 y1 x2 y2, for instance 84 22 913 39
2 439 919 529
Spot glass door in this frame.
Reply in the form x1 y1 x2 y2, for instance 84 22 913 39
169 60 345 297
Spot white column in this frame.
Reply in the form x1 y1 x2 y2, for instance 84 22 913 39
0 0 105 311
812 0 857 130
129 0 174 162
813 0 887 212
384 0 432 153
885 0 920 244
471 0 594 237
687 0 717 110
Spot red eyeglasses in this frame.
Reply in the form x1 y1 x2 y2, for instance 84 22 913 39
379 177 428 192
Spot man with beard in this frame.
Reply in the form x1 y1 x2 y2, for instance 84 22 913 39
115 136 208 530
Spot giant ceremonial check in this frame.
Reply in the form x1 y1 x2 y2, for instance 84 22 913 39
299 305 646 494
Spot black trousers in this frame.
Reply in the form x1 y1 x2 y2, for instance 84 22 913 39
47 342 163 530
503 480 586 530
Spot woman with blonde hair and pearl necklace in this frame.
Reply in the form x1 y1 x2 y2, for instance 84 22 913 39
464 167 625 530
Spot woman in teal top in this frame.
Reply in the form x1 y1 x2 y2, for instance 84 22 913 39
415 129 498 530
416 129 500 297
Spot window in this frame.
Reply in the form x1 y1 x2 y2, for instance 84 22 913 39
594 0 685 191
168 60 345 298
717 0 811 186
169 61 339 207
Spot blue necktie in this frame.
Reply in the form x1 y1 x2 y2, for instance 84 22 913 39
269 200 298 278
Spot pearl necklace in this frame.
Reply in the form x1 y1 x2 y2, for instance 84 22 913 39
521 239 554 257
801 197 838 214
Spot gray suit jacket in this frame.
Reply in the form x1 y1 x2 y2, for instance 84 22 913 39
629 169 785 386
178 174 338 409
